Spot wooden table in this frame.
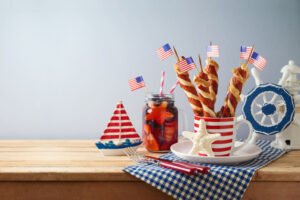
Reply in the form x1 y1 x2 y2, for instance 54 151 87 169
0 140 299 200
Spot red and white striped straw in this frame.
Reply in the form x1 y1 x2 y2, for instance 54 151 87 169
168 80 180 94
159 71 165 96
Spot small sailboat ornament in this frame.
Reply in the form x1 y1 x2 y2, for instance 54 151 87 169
95 101 142 156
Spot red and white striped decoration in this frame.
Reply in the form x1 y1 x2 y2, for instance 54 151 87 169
207 45 219 58
128 76 145 91
194 116 236 157
100 101 141 143
168 80 180 94
240 46 253 59
159 71 165 96
250 55 266 71
156 44 173 61
177 59 195 73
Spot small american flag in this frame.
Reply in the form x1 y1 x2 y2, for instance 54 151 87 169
207 45 219 58
128 76 145 91
157 43 173 60
186 57 197 69
249 52 266 70
240 46 253 59
177 57 196 73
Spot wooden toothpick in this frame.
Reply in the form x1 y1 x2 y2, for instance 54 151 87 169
198 54 203 72
209 41 212 60
173 46 180 62
194 60 200 73
244 44 255 68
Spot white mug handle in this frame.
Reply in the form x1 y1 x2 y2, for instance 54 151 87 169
232 117 254 152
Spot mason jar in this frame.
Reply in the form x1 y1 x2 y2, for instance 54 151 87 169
142 93 178 152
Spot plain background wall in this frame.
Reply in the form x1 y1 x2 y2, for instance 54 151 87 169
0 0 299 139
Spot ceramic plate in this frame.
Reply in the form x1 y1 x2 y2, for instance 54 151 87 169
170 141 262 164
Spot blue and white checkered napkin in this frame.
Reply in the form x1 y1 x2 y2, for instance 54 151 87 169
123 140 286 200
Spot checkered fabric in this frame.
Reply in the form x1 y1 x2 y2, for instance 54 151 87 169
123 140 285 200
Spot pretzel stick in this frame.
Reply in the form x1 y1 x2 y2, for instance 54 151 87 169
218 47 254 117
174 56 203 116
204 59 219 104
194 72 216 117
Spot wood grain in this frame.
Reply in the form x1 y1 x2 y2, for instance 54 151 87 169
0 140 299 199
243 182 300 200
0 181 173 200
0 181 298 200
0 140 298 182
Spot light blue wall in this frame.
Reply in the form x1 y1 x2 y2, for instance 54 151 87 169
0 0 299 139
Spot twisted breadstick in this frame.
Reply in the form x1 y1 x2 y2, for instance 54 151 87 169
174 63 203 116
204 59 219 103
194 72 216 117
219 64 250 117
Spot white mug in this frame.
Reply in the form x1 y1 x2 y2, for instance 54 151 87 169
194 116 253 156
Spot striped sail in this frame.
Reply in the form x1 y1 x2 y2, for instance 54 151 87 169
100 101 141 146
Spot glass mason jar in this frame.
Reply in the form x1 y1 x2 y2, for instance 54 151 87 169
142 93 178 152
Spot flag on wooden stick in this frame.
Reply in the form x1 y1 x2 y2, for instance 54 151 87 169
177 57 196 73
157 43 173 60
249 52 266 70
240 46 253 59
128 76 146 91
207 45 219 58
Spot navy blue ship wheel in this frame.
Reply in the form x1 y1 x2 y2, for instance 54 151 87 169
243 83 295 135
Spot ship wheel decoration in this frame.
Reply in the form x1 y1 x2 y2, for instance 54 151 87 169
243 83 295 135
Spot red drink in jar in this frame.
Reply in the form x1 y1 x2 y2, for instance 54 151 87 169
142 93 178 152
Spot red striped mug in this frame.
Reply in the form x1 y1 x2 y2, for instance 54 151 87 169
194 116 253 157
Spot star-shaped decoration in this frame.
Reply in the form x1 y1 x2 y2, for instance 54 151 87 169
183 119 221 157
145 101 174 125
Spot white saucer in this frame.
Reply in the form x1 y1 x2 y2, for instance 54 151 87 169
170 141 262 164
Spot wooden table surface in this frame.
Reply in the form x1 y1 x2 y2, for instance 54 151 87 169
0 140 299 200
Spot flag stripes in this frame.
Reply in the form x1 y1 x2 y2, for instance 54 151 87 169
207 45 219 58
157 43 173 60
128 76 145 91
249 52 266 70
